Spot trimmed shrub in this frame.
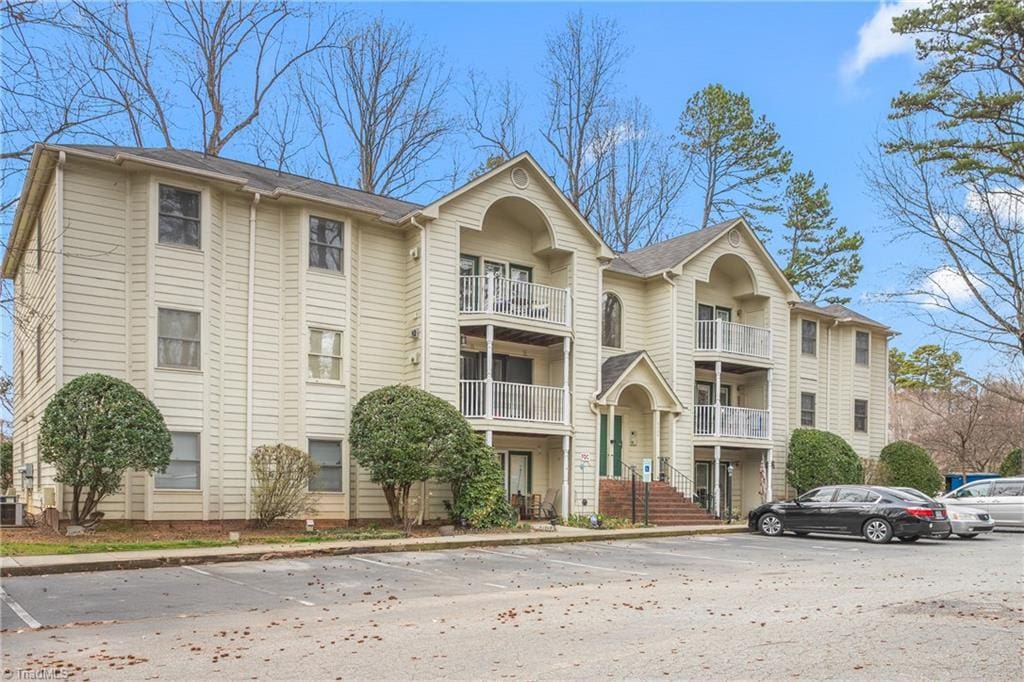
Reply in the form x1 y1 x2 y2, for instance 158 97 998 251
40 373 171 524
861 456 890 486
1 441 12 492
350 385 474 532
438 431 515 528
999 449 1022 477
879 440 943 495
787 428 863 494
250 443 320 528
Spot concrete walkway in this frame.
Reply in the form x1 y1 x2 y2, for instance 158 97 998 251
1 523 746 577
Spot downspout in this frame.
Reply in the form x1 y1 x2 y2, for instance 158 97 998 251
661 271 678 477
825 319 838 430
245 192 260 520
54 151 65 514
410 214 429 524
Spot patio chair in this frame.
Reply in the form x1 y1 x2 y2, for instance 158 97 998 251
537 488 560 520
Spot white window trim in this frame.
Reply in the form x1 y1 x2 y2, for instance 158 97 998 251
154 431 202 491
853 398 869 432
855 330 871 366
307 327 345 384
602 290 624 350
155 181 205 252
156 306 203 372
307 437 345 494
307 214 346 275
800 318 818 357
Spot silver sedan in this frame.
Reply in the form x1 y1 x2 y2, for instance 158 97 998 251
944 505 995 538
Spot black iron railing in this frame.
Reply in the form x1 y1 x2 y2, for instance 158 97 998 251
659 457 715 516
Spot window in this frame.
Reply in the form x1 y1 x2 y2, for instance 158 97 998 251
800 392 816 427
797 488 835 503
36 217 42 270
854 399 868 432
602 292 622 348
157 308 201 369
855 331 870 365
158 185 201 248
834 488 879 503
955 482 991 498
308 328 343 381
309 439 342 492
35 324 42 380
309 215 344 271
155 432 200 489
801 319 817 356
991 481 1023 497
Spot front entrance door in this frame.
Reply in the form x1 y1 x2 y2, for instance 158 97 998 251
599 414 623 477
695 461 712 510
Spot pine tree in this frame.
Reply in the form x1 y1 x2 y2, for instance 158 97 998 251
779 171 863 304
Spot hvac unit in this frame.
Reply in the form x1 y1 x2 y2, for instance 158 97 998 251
0 496 24 527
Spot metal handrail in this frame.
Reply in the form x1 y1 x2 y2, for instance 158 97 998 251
659 457 713 514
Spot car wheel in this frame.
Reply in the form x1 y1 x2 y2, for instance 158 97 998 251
899 536 920 543
863 518 893 544
956 533 978 539
758 513 784 537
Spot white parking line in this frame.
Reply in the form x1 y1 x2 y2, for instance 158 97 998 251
184 565 315 607
0 587 42 629
350 556 431 575
473 547 648 575
483 583 508 590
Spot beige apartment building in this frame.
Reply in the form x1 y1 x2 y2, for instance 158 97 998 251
3 144 892 524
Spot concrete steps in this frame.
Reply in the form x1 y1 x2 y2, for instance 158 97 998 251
599 480 718 526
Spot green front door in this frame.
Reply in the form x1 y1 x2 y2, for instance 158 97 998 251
599 414 623 477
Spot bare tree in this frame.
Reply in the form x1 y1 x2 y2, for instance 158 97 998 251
463 70 526 176
868 121 1023 397
542 11 627 218
302 17 453 197
589 101 688 252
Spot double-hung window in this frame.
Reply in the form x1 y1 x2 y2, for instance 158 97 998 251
855 331 870 365
309 439 342 492
158 185 201 248
158 308 201 369
309 216 344 272
800 392 816 427
854 399 868 432
308 329 343 381
155 432 200 490
801 319 817 356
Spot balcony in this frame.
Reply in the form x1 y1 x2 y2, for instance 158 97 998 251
460 275 571 327
460 379 567 424
694 405 771 440
695 319 771 360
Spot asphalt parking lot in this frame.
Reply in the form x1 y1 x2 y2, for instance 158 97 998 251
2 530 1022 679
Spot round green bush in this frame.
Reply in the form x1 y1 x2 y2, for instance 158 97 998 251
879 440 943 495
786 428 864 494
999 449 1022 477
40 373 171 524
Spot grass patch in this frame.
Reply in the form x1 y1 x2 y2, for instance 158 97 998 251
1 527 407 557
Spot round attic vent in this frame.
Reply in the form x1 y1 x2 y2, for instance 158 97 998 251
727 228 741 247
510 167 530 189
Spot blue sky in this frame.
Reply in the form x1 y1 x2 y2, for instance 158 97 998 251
365 1 949 361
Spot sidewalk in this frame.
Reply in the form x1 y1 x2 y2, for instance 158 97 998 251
1 523 747 577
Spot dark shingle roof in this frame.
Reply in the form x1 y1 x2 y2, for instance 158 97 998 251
599 351 645 397
607 220 739 276
791 301 891 330
57 144 421 221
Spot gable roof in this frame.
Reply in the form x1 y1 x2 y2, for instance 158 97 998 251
598 350 683 412
607 220 739 276
791 301 892 332
54 144 421 221
419 152 615 258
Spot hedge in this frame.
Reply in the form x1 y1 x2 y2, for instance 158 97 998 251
878 440 943 495
786 428 863 494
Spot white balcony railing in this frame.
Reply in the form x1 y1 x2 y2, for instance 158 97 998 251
695 319 772 359
460 274 571 326
694 405 771 440
459 379 567 424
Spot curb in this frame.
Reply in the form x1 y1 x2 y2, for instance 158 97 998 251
1 525 749 577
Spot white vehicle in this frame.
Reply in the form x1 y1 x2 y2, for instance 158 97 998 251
891 487 995 539
941 477 1024 528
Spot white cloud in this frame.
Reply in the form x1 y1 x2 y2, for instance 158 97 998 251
841 1 920 82
920 266 980 308
965 185 1024 225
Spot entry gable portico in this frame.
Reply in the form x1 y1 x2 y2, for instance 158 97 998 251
598 350 682 413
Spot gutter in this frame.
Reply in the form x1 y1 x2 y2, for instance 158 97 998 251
245 192 261 520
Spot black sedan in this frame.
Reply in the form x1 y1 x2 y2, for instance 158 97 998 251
747 485 951 544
